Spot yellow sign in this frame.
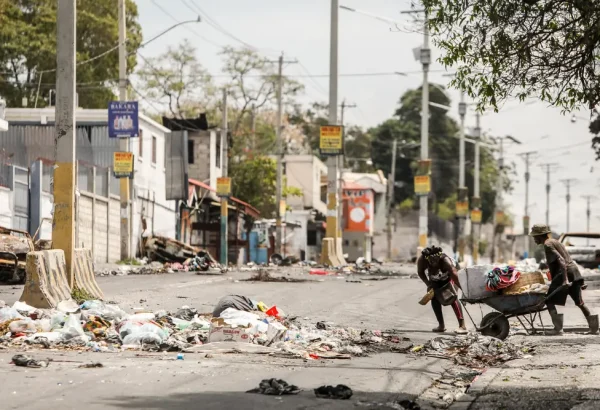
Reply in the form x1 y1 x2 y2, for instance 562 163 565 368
279 200 286 217
495 211 505 225
471 209 482 224
216 177 231 197
319 125 343 156
456 201 468 217
419 233 427 248
414 175 431 195
113 152 133 178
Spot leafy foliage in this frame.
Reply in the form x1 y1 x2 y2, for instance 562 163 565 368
423 0 600 112
370 84 506 223
0 0 142 108
230 156 301 218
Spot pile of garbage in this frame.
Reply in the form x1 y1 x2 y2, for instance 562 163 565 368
412 332 535 368
0 298 412 359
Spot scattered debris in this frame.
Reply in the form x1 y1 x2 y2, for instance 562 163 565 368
247 378 302 395
314 384 353 400
78 362 104 368
243 269 310 283
0 226 34 283
413 332 535 368
11 354 49 368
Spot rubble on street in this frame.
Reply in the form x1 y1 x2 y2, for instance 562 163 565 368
412 332 536 368
0 297 414 359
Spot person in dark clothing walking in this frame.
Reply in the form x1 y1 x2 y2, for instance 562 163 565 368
530 224 599 335
417 246 467 334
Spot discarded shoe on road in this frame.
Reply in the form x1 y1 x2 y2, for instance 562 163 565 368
247 378 301 395
314 384 353 400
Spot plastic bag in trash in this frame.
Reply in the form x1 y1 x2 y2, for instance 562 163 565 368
12 301 37 314
119 320 169 345
81 300 126 321
61 314 87 340
219 308 268 334
9 319 37 334
50 313 66 330
0 307 24 323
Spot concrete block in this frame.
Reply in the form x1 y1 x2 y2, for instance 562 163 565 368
73 248 104 300
19 250 73 309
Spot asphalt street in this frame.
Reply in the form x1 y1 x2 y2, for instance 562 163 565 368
2 268 600 409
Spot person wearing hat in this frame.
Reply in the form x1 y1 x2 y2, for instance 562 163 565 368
417 245 467 334
530 224 599 335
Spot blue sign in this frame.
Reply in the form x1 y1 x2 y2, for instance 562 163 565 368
108 101 139 138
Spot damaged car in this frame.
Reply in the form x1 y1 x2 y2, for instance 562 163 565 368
0 226 34 283
558 232 600 269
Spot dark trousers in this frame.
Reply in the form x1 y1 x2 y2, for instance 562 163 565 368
431 279 464 326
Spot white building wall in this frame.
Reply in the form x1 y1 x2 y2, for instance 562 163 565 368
0 187 13 228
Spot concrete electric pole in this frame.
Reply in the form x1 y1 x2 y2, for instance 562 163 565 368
220 89 228 265
118 0 131 260
561 179 577 231
321 0 345 265
54 0 77 285
539 163 559 226
472 112 482 265
386 139 398 261
272 53 297 256
582 195 597 243
457 93 467 262
338 99 356 235
519 151 537 256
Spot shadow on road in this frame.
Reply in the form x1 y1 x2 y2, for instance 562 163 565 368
104 391 418 409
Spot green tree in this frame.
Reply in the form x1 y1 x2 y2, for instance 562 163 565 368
370 84 504 223
230 156 300 218
344 125 374 172
136 39 215 119
422 0 600 112
0 0 142 108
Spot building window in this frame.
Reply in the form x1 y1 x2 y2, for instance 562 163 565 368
188 139 194 164
138 129 143 159
152 136 157 164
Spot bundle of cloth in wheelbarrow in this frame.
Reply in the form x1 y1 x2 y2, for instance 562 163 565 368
485 266 521 292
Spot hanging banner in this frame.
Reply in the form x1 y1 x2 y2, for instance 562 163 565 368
456 201 468 218
414 175 431 195
216 177 231 197
113 152 134 178
108 101 139 139
471 209 482 224
279 200 287 218
319 125 343 156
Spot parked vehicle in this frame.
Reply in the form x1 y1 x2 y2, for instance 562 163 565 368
558 232 600 269
0 226 35 283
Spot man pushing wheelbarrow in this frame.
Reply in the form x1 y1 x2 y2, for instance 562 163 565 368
530 224 599 335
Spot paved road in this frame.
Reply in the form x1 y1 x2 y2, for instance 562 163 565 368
3 270 600 409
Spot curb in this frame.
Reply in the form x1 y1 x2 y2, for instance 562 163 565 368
448 367 502 410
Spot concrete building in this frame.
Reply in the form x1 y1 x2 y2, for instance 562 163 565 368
2 107 177 263
281 155 328 261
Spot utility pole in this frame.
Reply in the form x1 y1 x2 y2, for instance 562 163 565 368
456 93 467 263
118 0 131 260
321 0 345 266
582 195 597 244
539 163 559 226
401 8 431 252
519 151 537 256
54 0 77 285
220 89 228 265
387 139 398 260
561 179 577 231
338 99 356 236
472 112 481 265
272 53 297 256
250 104 256 153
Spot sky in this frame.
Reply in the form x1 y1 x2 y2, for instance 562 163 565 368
135 0 599 235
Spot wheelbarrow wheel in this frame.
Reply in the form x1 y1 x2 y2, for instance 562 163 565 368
480 312 510 340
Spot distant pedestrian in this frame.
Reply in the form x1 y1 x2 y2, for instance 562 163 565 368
530 224 599 335
417 246 467 334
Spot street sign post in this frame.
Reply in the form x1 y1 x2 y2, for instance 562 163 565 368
414 175 431 195
108 101 139 139
456 201 468 218
319 125 344 156
471 209 482 224
113 152 134 178
216 177 231 197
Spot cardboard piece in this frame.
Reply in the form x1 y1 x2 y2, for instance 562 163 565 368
209 318 252 343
